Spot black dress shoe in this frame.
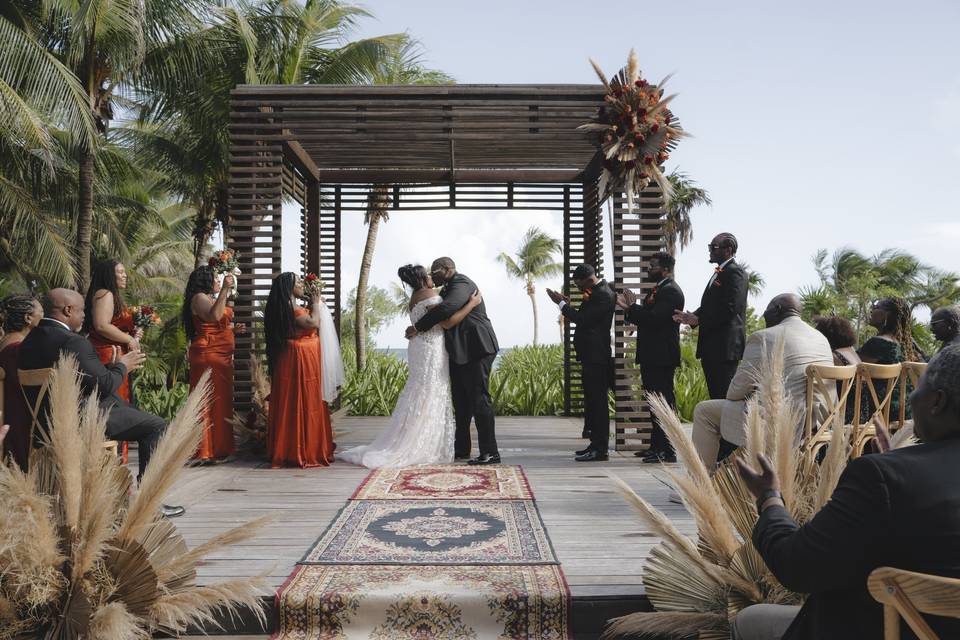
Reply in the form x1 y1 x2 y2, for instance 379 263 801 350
575 450 608 462
467 453 501 465
581 430 591 439
640 451 678 464
454 454 471 461
575 447 592 456
161 504 186 518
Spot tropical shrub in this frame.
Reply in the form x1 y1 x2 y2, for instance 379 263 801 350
340 348 409 416
674 340 709 422
491 345 565 416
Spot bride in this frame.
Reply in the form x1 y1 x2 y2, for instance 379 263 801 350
339 264 481 469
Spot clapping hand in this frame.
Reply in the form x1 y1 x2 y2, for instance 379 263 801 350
234 322 248 335
546 288 569 305
734 453 781 500
616 288 637 310
673 310 699 326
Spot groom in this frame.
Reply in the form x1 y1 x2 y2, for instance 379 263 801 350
405 257 501 465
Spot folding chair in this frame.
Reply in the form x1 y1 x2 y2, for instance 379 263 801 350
868 567 960 640
851 362 902 458
803 363 856 461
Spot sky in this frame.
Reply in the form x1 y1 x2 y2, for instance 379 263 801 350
279 0 960 348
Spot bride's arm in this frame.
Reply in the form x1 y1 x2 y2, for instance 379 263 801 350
438 290 482 329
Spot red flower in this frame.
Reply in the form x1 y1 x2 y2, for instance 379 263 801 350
651 124 660 133
634 79 643 88
208 257 217 266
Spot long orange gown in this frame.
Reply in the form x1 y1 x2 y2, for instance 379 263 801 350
267 307 334 468
190 306 236 460
89 307 134 401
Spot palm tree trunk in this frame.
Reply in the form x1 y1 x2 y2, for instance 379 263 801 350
356 214 382 370
75 146 95 290
527 279 538 346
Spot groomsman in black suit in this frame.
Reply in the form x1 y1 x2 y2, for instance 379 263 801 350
674 232 748 400
548 264 615 462
408 257 501 465
618 251 685 463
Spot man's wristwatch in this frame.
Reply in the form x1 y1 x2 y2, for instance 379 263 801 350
756 489 783 512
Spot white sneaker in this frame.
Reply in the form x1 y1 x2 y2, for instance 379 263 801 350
668 490 683 505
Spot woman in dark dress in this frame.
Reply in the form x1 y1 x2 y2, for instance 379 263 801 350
856 297 915 422
0 294 43 469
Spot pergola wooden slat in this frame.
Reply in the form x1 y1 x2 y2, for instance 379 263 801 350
227 84 665 451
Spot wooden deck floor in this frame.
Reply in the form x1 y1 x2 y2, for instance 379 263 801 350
167 416 694 637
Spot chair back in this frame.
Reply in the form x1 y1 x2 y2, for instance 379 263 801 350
804 363 857 440
18 367 54 445
868 566 960 640
897 362 928 429
852 362 902 457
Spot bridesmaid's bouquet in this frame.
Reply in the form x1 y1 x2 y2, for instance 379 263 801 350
303 273 325 299
209 249 241 298
130 305 161 332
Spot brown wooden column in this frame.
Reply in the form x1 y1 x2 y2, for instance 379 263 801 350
611 185 666 451
317 184 342 335
563 183 586 417
304 178 321 275
227 102 284 413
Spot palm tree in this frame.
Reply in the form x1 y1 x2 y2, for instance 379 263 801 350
664 171 711 255
738 262 766 299
497 227 564 345
353 36 453 369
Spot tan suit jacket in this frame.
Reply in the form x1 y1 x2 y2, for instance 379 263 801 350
719 316 835 446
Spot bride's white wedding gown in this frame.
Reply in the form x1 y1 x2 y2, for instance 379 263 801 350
339 295 455 468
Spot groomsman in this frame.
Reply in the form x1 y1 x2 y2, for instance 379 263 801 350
617 252 684 463
548 264 615 462
673 232 748 400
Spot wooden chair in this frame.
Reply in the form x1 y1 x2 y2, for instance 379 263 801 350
18 367 119 459
803 363 857 461
896 362 928 431
868 567 960 640
851 362 902 458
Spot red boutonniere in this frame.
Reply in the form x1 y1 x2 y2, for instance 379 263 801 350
712 266 723 287
582 287 592 302
646 285 658 304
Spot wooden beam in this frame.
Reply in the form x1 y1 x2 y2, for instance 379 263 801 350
282 139 320 179
313 168 586 183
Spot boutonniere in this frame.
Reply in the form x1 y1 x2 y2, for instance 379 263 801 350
646 285 658 304
712 266 723 287
582 287 592 302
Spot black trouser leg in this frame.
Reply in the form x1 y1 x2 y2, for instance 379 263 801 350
640 364 677 455
449 362 473 458
702 359 738 400
582 362 611 454
106 404 167 480
460 354 497 456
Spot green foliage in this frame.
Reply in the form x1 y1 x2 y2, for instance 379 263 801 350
490 345 565 416
135 382 190 422
339 347 409 416
674 340 709 422
340 286 405 348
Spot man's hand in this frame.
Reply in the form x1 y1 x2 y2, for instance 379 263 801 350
119 349 147 374
111 345 121 364
0 424 8 446
234 322 248 335
405 325 418 340
734 453 781 501
673 310 699 326
546 288 569 305
616 289 637 310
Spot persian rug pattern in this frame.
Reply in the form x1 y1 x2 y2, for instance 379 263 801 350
272 465 570 639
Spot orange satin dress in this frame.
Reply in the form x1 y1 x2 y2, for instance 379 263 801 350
267 307 334 468
190 305 236 460
88 306 134 401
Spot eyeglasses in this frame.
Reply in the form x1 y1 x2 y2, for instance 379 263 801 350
707 243 722 250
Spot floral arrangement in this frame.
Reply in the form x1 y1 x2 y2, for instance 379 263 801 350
303 273 325 299
130 304 161 331
579 49 688 211
209 249 241 298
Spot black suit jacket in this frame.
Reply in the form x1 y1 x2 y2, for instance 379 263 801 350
753 436 960 640
694 259 748 362
561 280 615 365
18 319 128 414
415 273 499 365
626 278 684 368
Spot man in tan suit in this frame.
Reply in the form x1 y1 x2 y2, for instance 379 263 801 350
692 293 834 471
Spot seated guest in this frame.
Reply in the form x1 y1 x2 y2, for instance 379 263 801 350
732 345 960 640
18 289 184 517
856 297 918 423
814 315 861 366
692 294 834 472
930 305 960 351
0 294 43 469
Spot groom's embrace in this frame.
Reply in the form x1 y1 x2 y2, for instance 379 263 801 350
405 257 501 465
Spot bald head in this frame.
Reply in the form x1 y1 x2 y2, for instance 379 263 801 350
763 293 802 328
42 288 85 332
912 345 960 441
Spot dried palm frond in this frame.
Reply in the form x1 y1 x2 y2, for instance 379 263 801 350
232 356 270 455
0 358 269 638
603 610 725 640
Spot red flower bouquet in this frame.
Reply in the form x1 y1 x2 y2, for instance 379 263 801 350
130 305 161 332
303 273 325 299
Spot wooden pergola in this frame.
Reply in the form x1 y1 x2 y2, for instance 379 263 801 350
227 84 666 452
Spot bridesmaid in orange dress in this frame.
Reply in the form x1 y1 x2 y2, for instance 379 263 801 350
84 260 141 402
264 272 334 468
183 266 246 463
0 294 43 470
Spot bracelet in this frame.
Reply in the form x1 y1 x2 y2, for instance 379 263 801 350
756 489 782 511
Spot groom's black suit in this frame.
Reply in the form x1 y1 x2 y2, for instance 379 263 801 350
415 273 499 458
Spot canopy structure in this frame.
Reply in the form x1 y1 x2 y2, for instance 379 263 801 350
227 84 667 451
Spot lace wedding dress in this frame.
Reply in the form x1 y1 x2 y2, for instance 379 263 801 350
339 295 455 468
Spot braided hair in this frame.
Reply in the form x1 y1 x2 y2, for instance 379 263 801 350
1 294 39 333
876 296 916 361
181 265 216 341
263 272 297 376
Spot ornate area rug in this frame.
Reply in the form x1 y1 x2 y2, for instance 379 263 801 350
301 499 556 565
273 564 570 640
273 465 570 639
351 465 533 500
